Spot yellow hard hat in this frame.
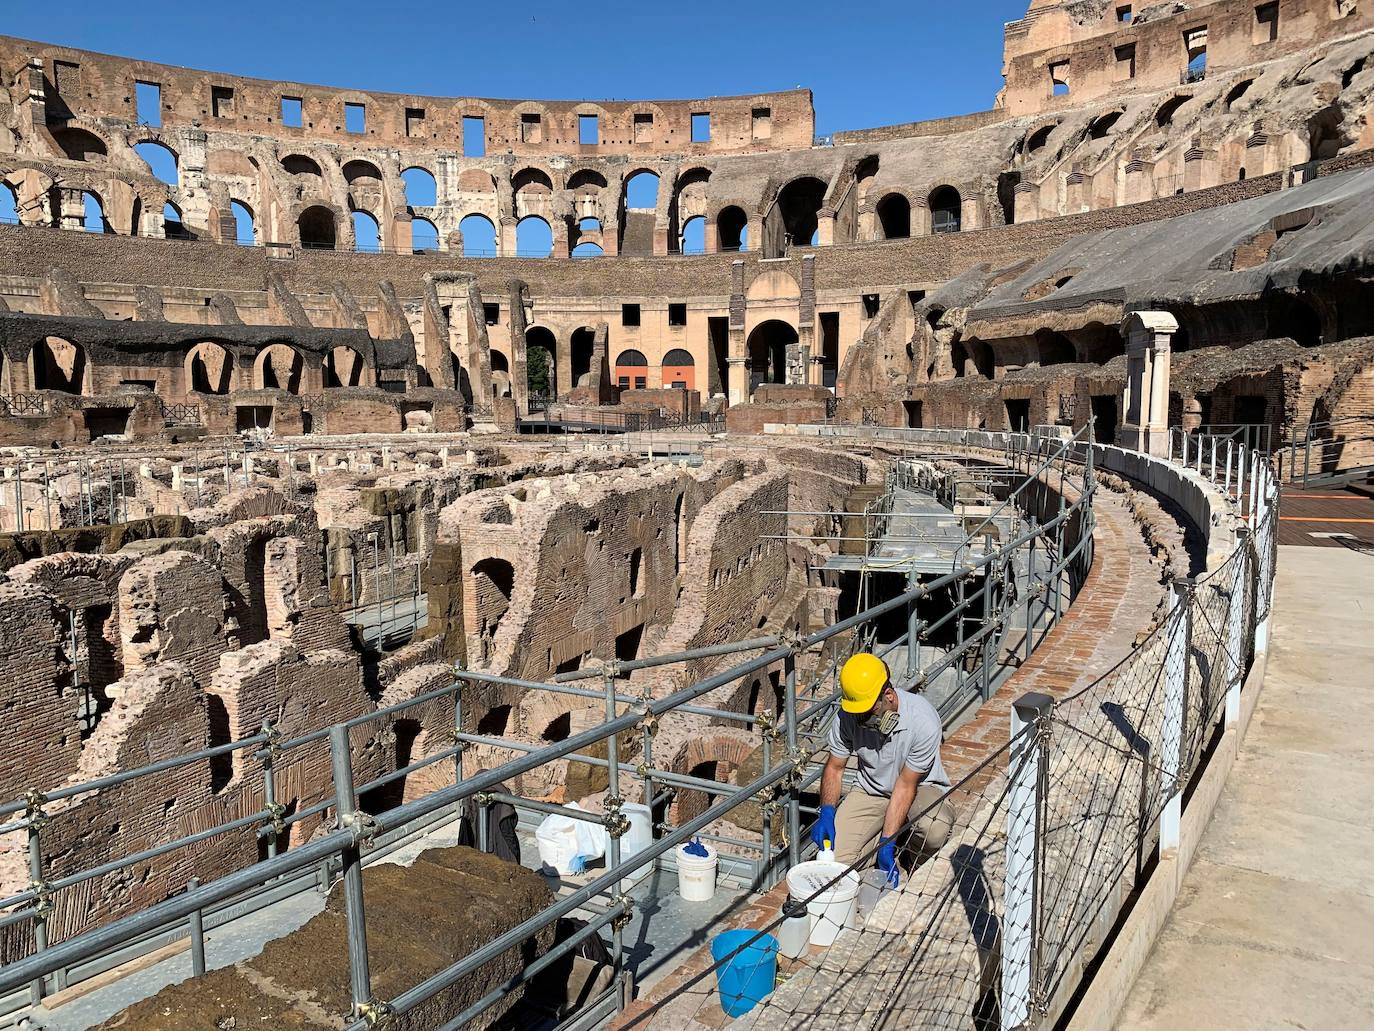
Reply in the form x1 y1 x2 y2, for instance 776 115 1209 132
840 653 890 713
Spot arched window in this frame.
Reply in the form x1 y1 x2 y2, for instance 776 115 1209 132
411 217 439 253
281 154 322 177
717 206 748 251
624 171 659 209
134 141 178 186
342 160 383 185
351 210 379 252
298 206 336 249
571 327 596 384
876 193 910 239
163 202 189 239
256 343 303 393
516 215 551 258
186 342 233 394
1089 111 1121 139
777 177 826 249
614 349 648 390
401 167 437 207
324 345 365 387
680 215 705 254
52 127 106 162
571 242 604 257
1155 96 1189 128
662 348 695 390
1025 124 1054 155
526 326 556 397
82 192 110 233
578 216 601 233
231 200 255 245
1 182 19 224
461 213 497 257
929 186 962 234
1036 330 1076 366
31 336 86 393
746 321 797 390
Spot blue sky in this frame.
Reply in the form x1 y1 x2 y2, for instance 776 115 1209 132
7 0 1030 137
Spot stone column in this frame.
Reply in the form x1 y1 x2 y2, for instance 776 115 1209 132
1012 182 1039 225
1118 311 1177 457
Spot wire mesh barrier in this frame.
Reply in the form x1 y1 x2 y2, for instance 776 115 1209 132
0 429 1277 1031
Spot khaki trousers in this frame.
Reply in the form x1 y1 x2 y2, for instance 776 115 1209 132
832 784 956 868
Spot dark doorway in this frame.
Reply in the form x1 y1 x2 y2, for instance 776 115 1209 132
708 317 729 396
820 312 840 388
1090 395 1118 444
1004 398 1031 432
904 400 923 428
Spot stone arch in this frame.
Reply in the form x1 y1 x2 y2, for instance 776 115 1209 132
297 204 338 249
1035 329 1076 366
281 154 323 177
1155 95 1191 129
876 192 911 239
185 341 234 394
342 159 383 184
571 327 597 385
133 140 179 186
52 126 108 162
1023 122 1056 156
324 345 365 388
929 185 962 233
468 557 515 661
254 343 303 393
30 336 87 394
746 320 797 390
515 214 552 257
526 325 557 397
717 205 748 251
772 175 827 253
1087 110 1123 139
460 213 497 256
400 166 437 207
489 350 511 398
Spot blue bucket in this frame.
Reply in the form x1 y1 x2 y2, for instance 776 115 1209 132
711 929 779 1018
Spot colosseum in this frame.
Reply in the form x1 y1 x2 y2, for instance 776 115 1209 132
0 1 1367 1028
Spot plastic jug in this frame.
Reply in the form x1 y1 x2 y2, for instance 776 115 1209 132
777 896 811 959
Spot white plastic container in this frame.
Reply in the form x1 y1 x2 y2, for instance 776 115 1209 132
676 842 719 902
777 896 812 959
620 803 653 883
535 814 580 875
786 859 860 946
534 803 608 876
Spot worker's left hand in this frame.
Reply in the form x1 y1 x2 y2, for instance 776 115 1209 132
876 835 899 888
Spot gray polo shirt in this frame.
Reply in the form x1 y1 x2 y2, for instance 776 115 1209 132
827 690 951 797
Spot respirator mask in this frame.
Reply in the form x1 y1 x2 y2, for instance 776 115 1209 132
862 706 900 736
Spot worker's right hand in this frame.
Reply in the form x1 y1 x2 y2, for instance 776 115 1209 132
811 805 837 852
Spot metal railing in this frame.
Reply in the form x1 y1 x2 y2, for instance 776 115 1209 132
1271 417 1374 488
0 430 1100 1028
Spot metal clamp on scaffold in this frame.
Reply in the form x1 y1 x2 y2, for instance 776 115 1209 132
339 809 380 849
261 719 283 761
22 789 49 832
602 796 630 840
610 894 635 933
264 801 288 837
354 999 396 1029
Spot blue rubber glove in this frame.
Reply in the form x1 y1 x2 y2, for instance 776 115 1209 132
876 835 899 888
811 805 837 852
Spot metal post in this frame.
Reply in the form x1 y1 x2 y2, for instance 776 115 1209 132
981 563 999 702
14 469 24 533
25 806 48 1005
1024 535 1036 661
327 724 374 1018
188 876 207 976
261 733 280 860
1003 691 1052 1030
43 461 51 531
1159 580 1192 855
905 565 921 680
1225 529 1250 729
371 532 382 653
453 688 464 786
1224 439 1233 496
783 652 800 869
601 670 627 1006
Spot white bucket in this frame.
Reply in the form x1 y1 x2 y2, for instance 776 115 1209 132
621 803 653 883
786 860 860 946
676 842 718 902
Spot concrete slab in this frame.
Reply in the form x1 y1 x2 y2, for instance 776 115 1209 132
1116 546 1374 1031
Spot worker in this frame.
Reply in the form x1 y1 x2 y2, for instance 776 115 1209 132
810 652 955 886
